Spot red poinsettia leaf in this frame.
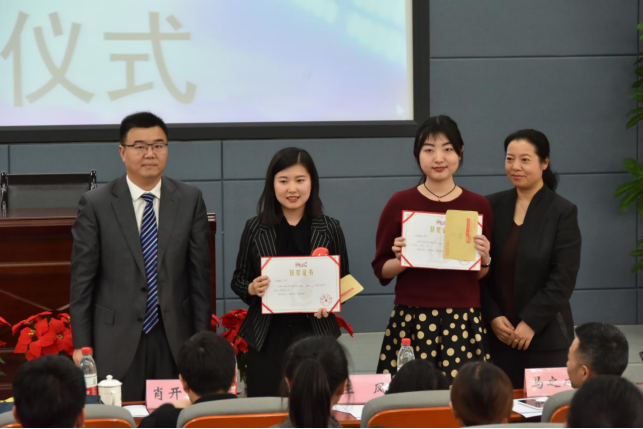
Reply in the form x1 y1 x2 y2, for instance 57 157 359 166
29 342 42 358
34 328 57 348
14 341 28 354
335 316 354 337
18 328 34 345
237 338 249 353
211 314 220 331
49 318 65 334
34 319 49 337
0 316 10 327
25 349 38 361
42 342 60 356
57 313 70 320
0 339 6 347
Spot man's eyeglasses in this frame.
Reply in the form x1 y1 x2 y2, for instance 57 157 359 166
123 143 168 154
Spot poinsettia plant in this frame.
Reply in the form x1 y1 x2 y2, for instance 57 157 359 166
12 311 74 361
211 309 355 382
0 316 10 376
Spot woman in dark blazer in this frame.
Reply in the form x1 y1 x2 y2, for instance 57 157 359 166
482 129 581 388
231 147 350 397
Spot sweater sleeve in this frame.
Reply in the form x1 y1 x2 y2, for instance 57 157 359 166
372 193 402 286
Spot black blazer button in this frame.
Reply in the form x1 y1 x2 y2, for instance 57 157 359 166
141 287 146 292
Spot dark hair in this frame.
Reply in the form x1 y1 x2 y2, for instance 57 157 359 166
282 336 349 428
13 355 86 428
450 362 513 427
567 376 643 428
177 331 236 396
503 129 558 191
119 111 168 145
574 322 629 377
413 115 464 184
386 360 449 394
257 147 323 227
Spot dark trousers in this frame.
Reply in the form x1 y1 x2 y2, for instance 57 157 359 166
491 345 568 389
246 314 313 397
121 316 178 401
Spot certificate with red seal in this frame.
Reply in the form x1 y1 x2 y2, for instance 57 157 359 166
400 210 484 271
260 255 342 314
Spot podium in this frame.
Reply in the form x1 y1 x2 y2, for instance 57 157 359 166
0 208 217 399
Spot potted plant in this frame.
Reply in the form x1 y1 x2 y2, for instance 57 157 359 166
614 22 643 272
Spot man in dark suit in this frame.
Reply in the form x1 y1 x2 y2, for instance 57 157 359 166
70 112 212 401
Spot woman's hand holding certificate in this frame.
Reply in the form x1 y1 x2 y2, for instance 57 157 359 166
260 255 342 314
400 210 484 271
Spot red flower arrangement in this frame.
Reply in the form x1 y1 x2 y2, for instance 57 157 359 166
12 311 74 361
0 316 10 348
0 316 10 376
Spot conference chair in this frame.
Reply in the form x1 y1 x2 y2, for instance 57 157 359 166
471 424 564 428
0 404 134 428
360 390 455 428
0 170 97 211
177 397 289 428
541 390 575 424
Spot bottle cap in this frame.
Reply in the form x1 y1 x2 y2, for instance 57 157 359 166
312 247 330 257
401 338 411 345
81 347 92 355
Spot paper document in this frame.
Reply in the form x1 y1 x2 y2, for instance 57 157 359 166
340 275 364 303
333 404 364 420
443 210 478 261
124 405 149 418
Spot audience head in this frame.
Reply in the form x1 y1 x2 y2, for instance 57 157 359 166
450 362 513 427
567 375 643 428
386 360 449 394
13 355 86 428
413 115 464 184
567 322 629 388
503 128 557 191
282 336 349 428
118 111 169 187
177 331 236 400
257 147 323 227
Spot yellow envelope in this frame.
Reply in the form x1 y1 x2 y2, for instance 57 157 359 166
443 210 478 261
340 274 364 303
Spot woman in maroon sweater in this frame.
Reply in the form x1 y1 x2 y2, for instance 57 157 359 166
372 115 493 383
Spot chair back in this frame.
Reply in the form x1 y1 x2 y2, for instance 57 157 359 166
177 397 288 428
360 390 451 428
548 405 570 424
541 389 575 423
1 171 96 210
472 424 564 428
367 406 458 428
0 404 133 428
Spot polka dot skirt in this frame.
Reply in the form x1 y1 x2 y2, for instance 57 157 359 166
376 305 491 384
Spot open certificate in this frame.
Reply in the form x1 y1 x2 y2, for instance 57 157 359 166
400 211 484 271
261 256 341 314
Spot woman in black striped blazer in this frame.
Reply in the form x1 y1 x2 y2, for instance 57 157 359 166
232 147 350 397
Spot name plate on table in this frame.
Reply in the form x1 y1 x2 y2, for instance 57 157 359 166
400 210 483 271
524 368 573 397
146 380 189 411
338 374 391 404
261 255 341 314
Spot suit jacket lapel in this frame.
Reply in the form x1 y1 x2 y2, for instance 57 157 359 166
255 225 278 257
310 217 331 254
157 178 179 270
493 189 518 254
111 176 146 279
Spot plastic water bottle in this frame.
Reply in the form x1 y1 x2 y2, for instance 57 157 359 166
79 347 98 395
397 338 415 370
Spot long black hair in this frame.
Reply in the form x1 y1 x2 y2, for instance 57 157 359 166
386 360 449 394
282 336 349 428
413 115 465 184
504 129 558 191
257 147 323 227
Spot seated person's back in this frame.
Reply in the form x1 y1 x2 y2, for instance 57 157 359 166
567 375 643 427
139 331 237 428
386 359 449 394
13 355 86 428
450 361 513 427
566 322 628 388
272 336 349 428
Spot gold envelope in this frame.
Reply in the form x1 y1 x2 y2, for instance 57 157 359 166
340 275 364 303
443 210 478 261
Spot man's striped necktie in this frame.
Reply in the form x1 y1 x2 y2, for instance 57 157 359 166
141 193 159 334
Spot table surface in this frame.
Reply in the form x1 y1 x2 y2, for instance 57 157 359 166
124 389 538 427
